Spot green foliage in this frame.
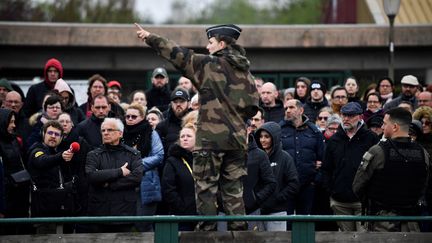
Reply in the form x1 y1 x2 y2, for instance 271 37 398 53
185 0 322 25
0 0 150 23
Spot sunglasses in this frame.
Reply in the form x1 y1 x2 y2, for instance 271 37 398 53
317 116 328 121
126 115 138 120
47 130 61 137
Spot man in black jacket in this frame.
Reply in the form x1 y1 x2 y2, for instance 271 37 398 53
259 82 285 123
156 87 190 156
28 120 74 233
146 67 171 112
353 107 431 232
86 118 143 233
303 80 329 122
75 95 111 148
322 102 379 231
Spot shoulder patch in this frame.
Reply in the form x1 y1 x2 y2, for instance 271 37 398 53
360 151 374 170
34 151 44 158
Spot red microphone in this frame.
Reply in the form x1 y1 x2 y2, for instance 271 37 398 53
68 142 80 153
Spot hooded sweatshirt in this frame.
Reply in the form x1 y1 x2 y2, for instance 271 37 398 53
23 58 64 117
54 79 85 124
254 121 300 214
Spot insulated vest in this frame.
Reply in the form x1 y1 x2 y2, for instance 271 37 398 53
367 139 427 211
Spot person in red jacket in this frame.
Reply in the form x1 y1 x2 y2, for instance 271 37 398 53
23 58 63 117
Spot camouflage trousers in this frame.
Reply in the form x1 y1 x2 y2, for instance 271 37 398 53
193 150 247 231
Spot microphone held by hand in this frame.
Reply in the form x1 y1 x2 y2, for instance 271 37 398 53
68 142 80 153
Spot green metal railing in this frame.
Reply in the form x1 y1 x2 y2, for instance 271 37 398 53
1 215 432 243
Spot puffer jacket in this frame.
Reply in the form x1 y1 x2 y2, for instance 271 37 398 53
280 115 325 186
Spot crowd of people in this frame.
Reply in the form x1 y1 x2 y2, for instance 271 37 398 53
0 23 432 234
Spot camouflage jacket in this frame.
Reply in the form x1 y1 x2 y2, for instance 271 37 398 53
146 34 259 151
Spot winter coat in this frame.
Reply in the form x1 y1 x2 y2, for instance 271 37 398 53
303 98 330 122
243 134 276 214
123 120 164 205
255 122 300 214
260 99 285 124
156 107 185 157
28 142 70 189
280 115 325 186
322 123 379 202
162 144 196 215
0 109 30 218
85 143 143 217
74 114 104 149
145 34 259 151
384 94 418 111
146 85 171 112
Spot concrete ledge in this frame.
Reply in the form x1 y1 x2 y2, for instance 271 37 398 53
1 232 432 243
1 22 432 48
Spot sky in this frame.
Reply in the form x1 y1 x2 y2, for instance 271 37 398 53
135 0 212 24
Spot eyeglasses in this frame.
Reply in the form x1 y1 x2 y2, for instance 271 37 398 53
317 116 328 121
101 128 119 133
379 84 391 88
47 105 61 110
418 100 431 103
367 100 380 104
422 120 431 126
46 130 61 137
334 96 347 100
126 115 138 120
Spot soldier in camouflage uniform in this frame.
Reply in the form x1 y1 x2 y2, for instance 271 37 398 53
136 23 259 231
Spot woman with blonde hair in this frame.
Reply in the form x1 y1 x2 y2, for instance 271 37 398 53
162 123 197 231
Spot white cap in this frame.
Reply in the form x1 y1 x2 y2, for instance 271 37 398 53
401 75 419 86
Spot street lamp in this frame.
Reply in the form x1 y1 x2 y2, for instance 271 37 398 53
383 0 401 82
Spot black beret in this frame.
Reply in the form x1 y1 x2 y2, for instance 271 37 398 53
206 24 242 40
366 114 384 128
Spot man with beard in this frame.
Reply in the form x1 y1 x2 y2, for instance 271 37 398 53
384 75 420 110
156 87 190 157
280 99 325 221
322 102 379 231
259 82 285 123
146 67 171 112
303 80 330 122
